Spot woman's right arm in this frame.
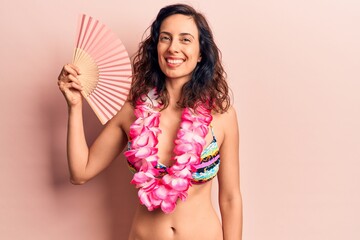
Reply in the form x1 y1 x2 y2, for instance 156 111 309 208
58 64 130 184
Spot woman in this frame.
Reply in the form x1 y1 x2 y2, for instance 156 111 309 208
58 4 242 240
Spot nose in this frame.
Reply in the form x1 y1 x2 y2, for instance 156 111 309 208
167 40 179 53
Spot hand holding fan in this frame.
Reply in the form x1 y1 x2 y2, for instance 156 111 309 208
72 14 132 124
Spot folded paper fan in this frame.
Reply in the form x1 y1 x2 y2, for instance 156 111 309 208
72 14 132 124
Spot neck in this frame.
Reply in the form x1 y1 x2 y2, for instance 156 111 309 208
165 77 189 108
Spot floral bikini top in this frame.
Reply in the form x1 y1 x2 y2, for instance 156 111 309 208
126 126 220 184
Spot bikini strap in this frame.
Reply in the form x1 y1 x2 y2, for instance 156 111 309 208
209 125 216 140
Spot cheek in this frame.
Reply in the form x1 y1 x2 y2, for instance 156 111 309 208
188 48 201 63
157 45 167 60
196 46 201 59
157 46 161 58
157 47 164 64
189 45 201 59
157 43 162 56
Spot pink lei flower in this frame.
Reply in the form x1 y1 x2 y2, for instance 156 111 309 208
124 89 212 213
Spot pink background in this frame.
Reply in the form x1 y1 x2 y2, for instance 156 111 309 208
1 0 359 239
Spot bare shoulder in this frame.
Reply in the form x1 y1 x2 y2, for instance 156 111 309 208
215 105 237 122
109 101 136 134
212 106 239 130
211 106 239 147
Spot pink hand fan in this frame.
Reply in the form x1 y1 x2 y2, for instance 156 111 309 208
72 14 132 124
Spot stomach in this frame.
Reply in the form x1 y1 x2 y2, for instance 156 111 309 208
128 182 223 240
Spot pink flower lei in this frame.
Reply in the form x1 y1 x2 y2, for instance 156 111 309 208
124 89 212 213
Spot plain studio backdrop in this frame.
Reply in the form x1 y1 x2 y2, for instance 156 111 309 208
0 0 359 239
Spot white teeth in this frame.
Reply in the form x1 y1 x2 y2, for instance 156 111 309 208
167 59 184 64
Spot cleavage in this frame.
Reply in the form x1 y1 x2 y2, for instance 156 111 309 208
156 108 182 167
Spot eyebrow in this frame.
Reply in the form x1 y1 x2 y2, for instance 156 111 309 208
160 31 196 39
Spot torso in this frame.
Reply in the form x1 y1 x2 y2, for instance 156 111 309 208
128 183 222 240
119 101 225 240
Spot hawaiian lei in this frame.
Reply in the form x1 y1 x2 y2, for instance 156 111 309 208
124 89 212 213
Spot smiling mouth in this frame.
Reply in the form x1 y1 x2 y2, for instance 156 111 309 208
166 58 185 64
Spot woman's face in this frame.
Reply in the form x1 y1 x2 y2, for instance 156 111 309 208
157 14 201 84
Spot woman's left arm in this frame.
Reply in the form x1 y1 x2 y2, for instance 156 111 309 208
217 106 243 240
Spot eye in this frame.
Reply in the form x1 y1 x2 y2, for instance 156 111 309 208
182 38 191 43
159 35 171 42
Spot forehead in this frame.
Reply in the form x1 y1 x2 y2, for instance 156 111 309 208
159 14 199 37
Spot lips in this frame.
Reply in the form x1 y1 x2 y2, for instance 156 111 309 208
165 57 185 67
166 58 184 64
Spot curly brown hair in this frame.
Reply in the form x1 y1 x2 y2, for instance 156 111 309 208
129 4 230 112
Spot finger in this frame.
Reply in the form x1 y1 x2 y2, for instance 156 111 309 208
63 64 79 77
70 82 83 91
58 65 70 80
57 64 76 80
67 74 82 86
58 63 82 81
58 71 81 87
65 63 81 75
57 69 66 80
68 63 81 75
58 80 68 93
58 81 82 94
